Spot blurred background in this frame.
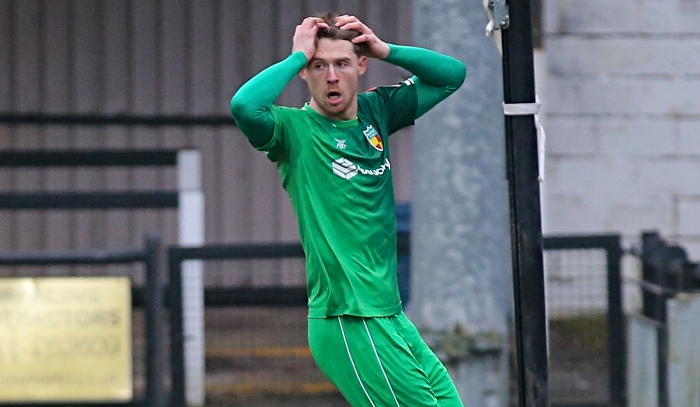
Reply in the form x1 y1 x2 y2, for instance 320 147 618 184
1 0 699 406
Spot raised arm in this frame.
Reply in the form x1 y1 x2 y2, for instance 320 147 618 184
230 53 305 147
230 17 328 148
383 44 466 118
335 15 466 119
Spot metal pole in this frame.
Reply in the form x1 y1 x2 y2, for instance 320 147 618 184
168 250 186 407
605 236 627 407
640 231 668 407
499 0 549 406
144 232 164 407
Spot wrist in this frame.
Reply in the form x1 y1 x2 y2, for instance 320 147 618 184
376 42 392 60
290 51 309 66
382 44 402 62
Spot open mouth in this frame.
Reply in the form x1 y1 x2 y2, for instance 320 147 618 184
327 91 342 103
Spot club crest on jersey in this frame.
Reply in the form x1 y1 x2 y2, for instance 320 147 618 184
363 125 384 151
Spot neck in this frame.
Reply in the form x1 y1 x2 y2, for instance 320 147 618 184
308 98 358 121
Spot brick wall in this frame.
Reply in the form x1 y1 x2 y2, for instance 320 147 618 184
541 0 700 259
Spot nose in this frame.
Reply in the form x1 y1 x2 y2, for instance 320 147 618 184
327 66 339 83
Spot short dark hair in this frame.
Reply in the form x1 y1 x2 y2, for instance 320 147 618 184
314 11 369 57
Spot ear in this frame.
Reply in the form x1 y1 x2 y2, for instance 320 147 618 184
358 56 368 76
299 68 308 81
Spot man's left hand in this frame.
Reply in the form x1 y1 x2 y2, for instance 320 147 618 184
335 15 390 59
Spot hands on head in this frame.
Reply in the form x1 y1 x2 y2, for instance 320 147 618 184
292 14 390 62
333 15 390 59
292 17 328 62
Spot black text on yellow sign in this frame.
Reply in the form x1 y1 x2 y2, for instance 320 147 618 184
0 277 132 402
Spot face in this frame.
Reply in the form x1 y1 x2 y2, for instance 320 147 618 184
300 38 367 121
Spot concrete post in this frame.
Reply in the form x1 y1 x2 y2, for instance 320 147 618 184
177 150 206 407
408 1 512 406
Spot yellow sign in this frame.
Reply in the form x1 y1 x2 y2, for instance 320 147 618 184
0 277 132 402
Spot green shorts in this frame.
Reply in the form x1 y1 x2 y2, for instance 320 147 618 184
308 311 463 407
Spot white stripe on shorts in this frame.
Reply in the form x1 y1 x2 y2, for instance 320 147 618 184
338 317 376 407
363 319 401 407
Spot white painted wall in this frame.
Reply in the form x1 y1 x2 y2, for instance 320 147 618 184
540 0 700 262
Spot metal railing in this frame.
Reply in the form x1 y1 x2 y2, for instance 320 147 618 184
0 234 164 407
0 150 181 211
166 232 410 407
165 233 627 407
632 231 700 407
543 234 625 407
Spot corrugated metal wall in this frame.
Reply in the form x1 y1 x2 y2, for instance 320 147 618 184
0 0 414 285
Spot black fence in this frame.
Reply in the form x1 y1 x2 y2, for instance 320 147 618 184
543 234 625 407
166 232 411 407
0 150 183 407
164 233 628 407
639 231 700 322
0 150 181 210
0 234 164 407
0 231 630 407
635 231 700 407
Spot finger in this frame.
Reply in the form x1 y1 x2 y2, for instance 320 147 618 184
301 16 323 28
334 15 360 26
337 21 370 33
296 18 327 38
350 34 372 44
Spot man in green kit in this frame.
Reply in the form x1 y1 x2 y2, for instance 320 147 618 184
230 11 466 406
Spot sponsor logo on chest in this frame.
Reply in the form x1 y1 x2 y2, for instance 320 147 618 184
332 157 391 180
363 125 384 151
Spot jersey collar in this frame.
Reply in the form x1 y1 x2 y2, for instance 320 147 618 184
302 103 359 129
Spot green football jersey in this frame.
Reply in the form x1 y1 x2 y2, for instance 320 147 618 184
259 81 418 318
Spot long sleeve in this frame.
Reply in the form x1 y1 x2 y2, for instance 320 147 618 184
230 51 308 148
383 44 466 118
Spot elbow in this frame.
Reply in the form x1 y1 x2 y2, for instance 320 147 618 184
439 63 466 96
432 59 467 91
445 62 467 95
458 63 467 84
453 62 467 89
230 91 260 128
445 56 467 88
230 92 246 120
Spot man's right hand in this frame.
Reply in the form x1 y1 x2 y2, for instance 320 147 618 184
292 17 328 62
